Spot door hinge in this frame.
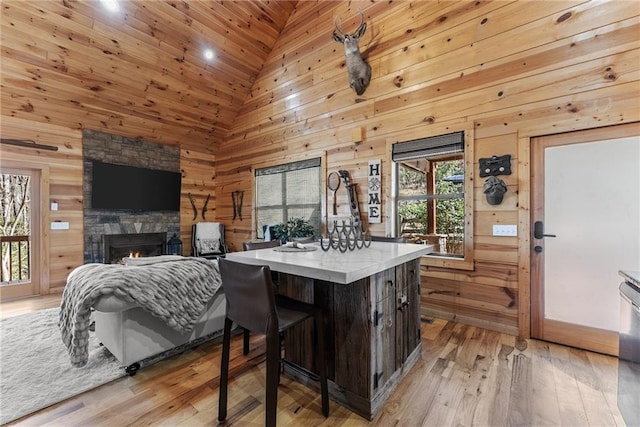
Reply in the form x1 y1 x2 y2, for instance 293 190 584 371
374 310 383 326
373 371 384 389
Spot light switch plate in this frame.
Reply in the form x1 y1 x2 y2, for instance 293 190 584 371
51 202 58 211
493 224 517 236
51 221 69 230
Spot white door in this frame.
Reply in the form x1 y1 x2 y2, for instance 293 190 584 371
531 123 640 355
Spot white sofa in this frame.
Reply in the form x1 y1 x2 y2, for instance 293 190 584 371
93 288 227 375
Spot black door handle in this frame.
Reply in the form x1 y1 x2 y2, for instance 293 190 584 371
533 221 557 239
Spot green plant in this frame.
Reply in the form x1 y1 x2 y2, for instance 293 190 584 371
273 217 315 242
399 201 428 234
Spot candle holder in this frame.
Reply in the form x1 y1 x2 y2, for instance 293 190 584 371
320 219 372 252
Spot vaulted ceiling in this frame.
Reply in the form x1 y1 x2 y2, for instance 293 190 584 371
1 0 298 151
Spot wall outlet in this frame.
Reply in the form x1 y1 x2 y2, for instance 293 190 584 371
493 224 517 236
51 202 58 211
51 221 69 230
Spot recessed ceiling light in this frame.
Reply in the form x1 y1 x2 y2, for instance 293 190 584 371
100 0 120 13
203 49 215 61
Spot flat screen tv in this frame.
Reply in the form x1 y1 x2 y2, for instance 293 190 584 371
91 161 181 211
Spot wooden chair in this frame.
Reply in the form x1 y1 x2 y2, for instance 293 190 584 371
370 235 407 243
217 258 329 427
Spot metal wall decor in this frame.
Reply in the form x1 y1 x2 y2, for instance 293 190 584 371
320 219 372 252
202 194 210 220
188 193 198 220
479 154 511 205
188 192 213 220
479 154 511 177
232 190 244 221
338 170 364 232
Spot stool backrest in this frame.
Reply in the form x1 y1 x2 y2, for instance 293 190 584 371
219 258 278 335
243 240 282 251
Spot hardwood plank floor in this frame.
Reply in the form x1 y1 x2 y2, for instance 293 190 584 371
1 295 627 426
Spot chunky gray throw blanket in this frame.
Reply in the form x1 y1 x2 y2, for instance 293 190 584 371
59 257 221 367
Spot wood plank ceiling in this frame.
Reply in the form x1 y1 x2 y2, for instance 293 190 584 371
1 0 297 151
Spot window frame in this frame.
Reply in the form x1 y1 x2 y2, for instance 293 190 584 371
254 157 322 240
391 127 474 270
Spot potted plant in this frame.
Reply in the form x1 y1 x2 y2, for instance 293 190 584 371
273 217 315 243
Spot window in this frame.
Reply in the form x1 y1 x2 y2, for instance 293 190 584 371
393 131 473 267
255 158 321 238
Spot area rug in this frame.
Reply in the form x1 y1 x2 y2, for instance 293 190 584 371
0 308 124 424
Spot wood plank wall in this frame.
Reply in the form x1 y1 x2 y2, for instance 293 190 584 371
214 1 640 336
0 121 216 294
0 1 294 149
0 116 84 293
179 148 217 255
1 1 638 336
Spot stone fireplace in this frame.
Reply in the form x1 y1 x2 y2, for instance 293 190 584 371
103 233 167 264
82 129 180 263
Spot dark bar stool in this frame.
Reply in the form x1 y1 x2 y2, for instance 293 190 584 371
217 258 329 427
241 239 282 352
242 239 282 251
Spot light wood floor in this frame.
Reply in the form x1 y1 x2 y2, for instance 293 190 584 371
1 295 627 426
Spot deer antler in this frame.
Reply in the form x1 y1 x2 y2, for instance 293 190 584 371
354 8 365 35
333 16 345 36
334 9 365 37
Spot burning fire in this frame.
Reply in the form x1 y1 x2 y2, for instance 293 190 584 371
129 251 140 258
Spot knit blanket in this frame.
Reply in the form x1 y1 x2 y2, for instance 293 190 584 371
59 256 222 367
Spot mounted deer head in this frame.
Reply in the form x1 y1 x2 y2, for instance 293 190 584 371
332 10 372 96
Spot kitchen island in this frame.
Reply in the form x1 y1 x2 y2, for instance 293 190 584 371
225 242 433 420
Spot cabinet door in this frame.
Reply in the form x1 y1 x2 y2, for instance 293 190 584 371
373 296 396 395
372 268 396 396
395 259 421 369
406 259 421 353
333 276 374 398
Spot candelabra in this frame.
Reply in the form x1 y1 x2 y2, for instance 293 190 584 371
320 219 372 252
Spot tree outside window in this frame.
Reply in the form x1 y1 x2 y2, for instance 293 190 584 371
1 173 31 282
393 131 466 258
397 157 464 255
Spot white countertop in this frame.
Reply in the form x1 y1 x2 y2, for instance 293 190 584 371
225 242 433 284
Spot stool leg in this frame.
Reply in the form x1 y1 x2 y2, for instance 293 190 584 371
315 312 329 417
218 318 233 421
265 331 280 427
279 331 284 381
243 328 250 355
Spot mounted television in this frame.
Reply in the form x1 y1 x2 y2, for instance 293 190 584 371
91 161 181 211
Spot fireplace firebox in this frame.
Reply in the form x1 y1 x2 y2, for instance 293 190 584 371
103 233 166 264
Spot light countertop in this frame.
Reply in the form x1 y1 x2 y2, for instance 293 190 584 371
225 242 433 284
